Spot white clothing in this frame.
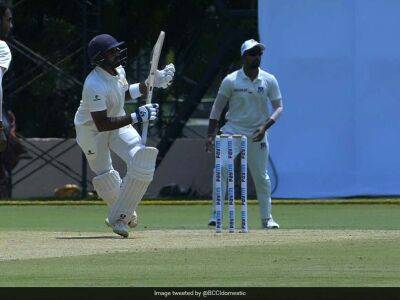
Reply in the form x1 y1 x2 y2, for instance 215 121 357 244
0 40 12 121
74 65 152 232
74 66 129 126
209 93 228 120
210 68 282 225
76 123 141 175
217 68 282 137
74 65 141 175
0 41 12 72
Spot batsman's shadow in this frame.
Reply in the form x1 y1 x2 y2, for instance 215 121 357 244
55 235 123 240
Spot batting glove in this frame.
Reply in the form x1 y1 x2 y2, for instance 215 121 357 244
151 63 175 89
131 103 159 124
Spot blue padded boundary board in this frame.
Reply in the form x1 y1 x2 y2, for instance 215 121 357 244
259 0 400 197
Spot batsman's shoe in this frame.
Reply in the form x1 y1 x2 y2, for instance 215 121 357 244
262 217 280 229
112 220 129 238
105 211 138 229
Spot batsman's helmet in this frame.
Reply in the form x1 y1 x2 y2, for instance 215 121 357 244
87 34 126 66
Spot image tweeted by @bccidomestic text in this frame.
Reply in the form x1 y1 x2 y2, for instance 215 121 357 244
153 289 247 298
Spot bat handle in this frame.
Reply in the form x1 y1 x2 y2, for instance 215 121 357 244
141 121 149 145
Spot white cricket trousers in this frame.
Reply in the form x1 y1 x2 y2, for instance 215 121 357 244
75 122 141 175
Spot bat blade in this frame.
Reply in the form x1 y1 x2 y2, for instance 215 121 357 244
141 31 165 145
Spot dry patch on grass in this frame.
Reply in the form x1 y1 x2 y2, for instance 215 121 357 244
1 229 399 261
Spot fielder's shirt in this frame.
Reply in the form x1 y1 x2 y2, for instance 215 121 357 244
219 68 282 137
0 40 12 121
0 40 11 72
74 66 129 127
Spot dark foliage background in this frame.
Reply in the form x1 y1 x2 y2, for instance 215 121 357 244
4 0 257 137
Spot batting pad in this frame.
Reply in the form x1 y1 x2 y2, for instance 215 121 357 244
108 147 158 225
92 170 122 206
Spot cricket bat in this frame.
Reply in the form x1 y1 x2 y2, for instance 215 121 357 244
141 31 165 145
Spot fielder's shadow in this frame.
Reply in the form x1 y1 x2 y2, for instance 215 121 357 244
55 235 127 240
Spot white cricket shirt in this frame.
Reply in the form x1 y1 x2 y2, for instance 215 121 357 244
219 68 282 137
0 40 12 72
74 66 129 126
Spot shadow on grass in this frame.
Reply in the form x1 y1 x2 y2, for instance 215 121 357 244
55 236 124 240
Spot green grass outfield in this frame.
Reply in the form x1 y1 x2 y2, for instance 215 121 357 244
0 203 400 286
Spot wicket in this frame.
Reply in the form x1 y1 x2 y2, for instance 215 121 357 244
215 134 248 233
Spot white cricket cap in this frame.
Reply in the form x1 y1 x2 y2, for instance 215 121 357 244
240 39 266 56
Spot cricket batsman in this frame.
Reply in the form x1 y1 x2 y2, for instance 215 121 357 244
206 39 283 229
74 34 174 237
0 3 13 152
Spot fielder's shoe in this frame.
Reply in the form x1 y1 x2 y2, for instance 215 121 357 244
262 217 280 229
208 211 217 227
112 220 129 238
105 211 138 229
208 217 216 227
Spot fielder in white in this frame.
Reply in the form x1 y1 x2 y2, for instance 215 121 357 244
206 39 283 229
74 34 174 237
0 3 12 152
